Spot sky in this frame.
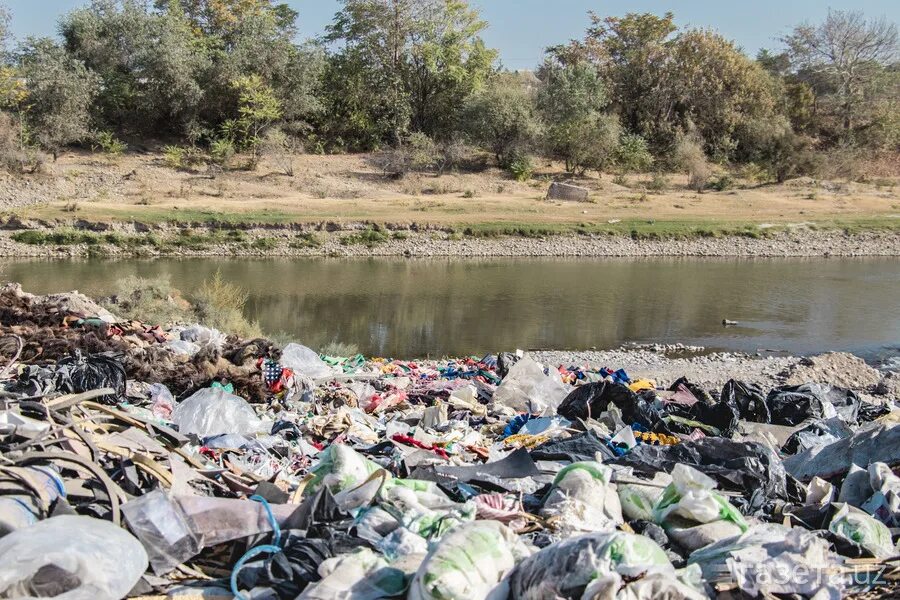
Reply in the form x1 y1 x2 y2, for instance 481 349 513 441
5 0 900 69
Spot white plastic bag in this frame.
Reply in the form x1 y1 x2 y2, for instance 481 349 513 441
172 387 264 438
829 502 895 558
180 324 225 351
306 444 386 495
165 339 201 358
509 531 686 600
149 383 175 420
281 343 335 378
491 356 569 415
0 515 148 600
409 521 532 600
540 462 623 535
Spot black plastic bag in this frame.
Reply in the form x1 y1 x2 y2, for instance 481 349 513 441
721 380 770 423
496 352 520 378
529 429 616 463
55 351 127 404
610 437 800 509
766 383 859 426
557 381 638 421
236 531 332 599
781 417 854 455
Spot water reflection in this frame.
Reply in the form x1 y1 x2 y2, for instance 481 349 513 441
2 257 898 358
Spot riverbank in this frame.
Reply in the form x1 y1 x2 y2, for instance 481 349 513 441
2 222 900 258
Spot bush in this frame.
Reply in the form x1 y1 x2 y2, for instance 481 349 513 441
645 172 670 193
102 276 194 325
369 133 439 177
260 127 302 176
707 174 735 191
163 145 204 171
0 112 47 174
209 138 235 169
92 131 126 156
674 136 712 192
614 133 654 173
340 227 389 247
251 237 277 250
320 340 360 357
192 271 262 338
506 152 534 182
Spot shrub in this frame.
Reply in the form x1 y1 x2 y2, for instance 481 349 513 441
163 145 204 171
645 172 669 193
614 133 654 173
320 340 360 357
192 271 262 338
289 232 321 248
707 174 735 191
260 127 302 176
674 136 712 192
92 131 126 156
251 237 277 250
341 227 389 247
506 152 534 182
102 276 194 325
209 138 235 169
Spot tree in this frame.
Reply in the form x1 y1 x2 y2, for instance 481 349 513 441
463 72 540 166
224 74 281 163
323 0 497 148
156 0 297 39
614 133 653 172
537 60 620 174
552 12 678 151
784 10 898 138
62 0 208 136
18 38 99 158
669 29 779 159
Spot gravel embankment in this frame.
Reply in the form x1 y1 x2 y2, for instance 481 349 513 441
1 227 899 258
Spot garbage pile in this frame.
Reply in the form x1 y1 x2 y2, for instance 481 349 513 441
0 283 898 599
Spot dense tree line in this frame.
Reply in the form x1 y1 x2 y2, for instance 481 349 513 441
0 0 897 182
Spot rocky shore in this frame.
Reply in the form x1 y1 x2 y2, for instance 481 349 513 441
1 224 899 258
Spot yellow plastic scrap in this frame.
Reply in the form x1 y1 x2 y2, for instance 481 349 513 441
628 379 656 393
633 430 679 446
503 433 550 449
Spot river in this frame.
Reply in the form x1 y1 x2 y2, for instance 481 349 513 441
2 257 898 362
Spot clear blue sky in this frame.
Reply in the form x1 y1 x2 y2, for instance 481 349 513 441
5 0 899 69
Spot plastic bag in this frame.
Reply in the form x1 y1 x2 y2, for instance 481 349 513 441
55 351 127 404
782 417 854 455
180 324 225 351
689 524 844 600
654 464 747 528
121 490 200 575
299 548 407 600
721 379 770 423
652 464 748 551
828 502 895 558
540 462 623 535
306 444 386 495
149 383 175 420
766 383 859 426
0 515 148 600
784 423 900 482
509 531 676 600
618 471 672 522
172 387 264 438
282 343 335 378
409 521 532 600
861 462 900 526
556 380 637 422
165 339 201 357
491 356 569 416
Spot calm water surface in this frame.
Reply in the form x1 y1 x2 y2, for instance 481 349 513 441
2 257 898 361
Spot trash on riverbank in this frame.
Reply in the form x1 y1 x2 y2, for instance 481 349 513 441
0 282 898 599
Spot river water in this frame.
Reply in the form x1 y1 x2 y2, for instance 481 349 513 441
2 257 898 361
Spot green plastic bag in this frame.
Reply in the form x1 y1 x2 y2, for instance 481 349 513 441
829 502 895 558
653 464 748 532
408 521 532 600
306 444 386 495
